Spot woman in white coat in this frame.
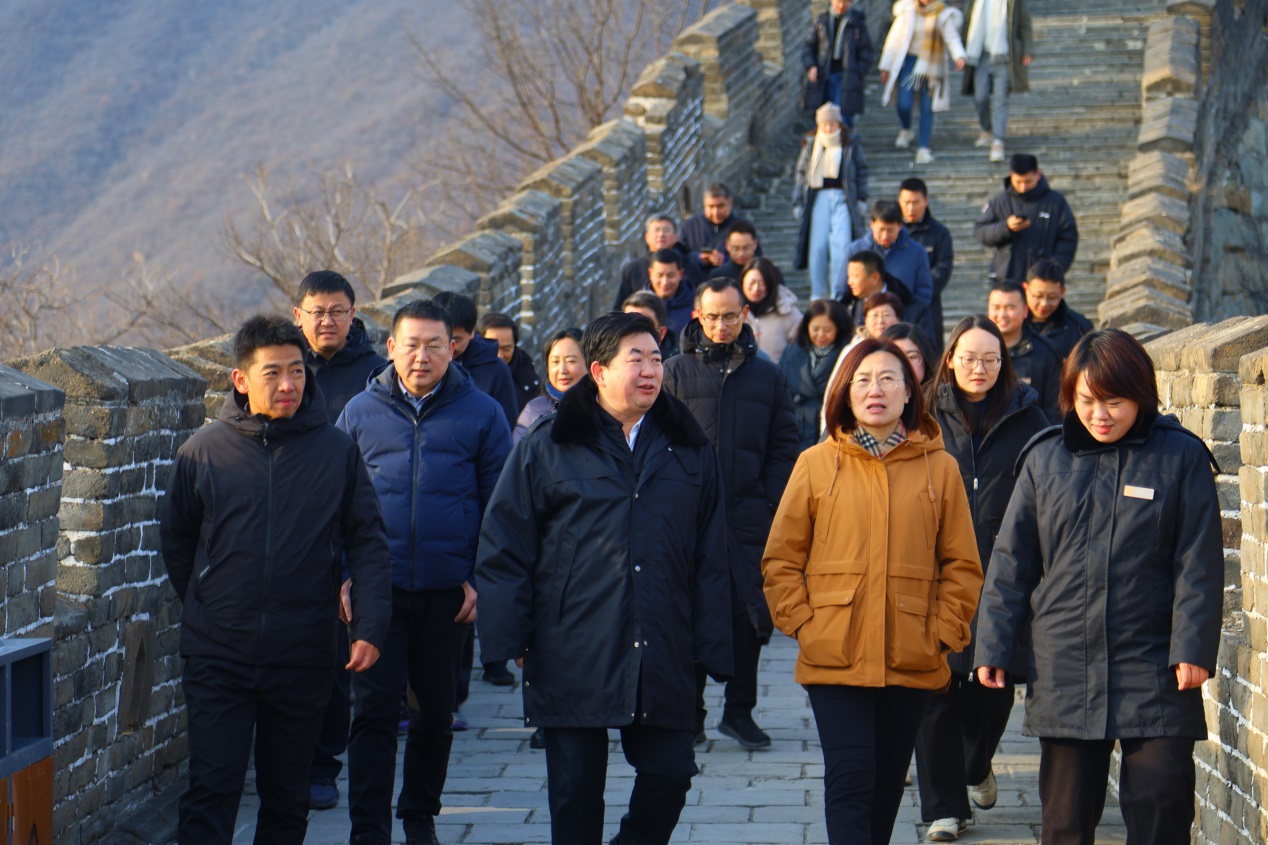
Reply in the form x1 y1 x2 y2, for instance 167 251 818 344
878 0 966 164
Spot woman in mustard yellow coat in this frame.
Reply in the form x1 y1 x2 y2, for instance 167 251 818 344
762 336 983 845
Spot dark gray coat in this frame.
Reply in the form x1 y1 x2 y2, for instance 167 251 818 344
973 175 1079 283
778 340 845 452
975 413 1224 740
802 8 876 115
474 378 733 730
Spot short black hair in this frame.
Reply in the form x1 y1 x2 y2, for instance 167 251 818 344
848 249 885 280
622 290 668 329
477 311 519 345
430 291 478 333
704 183 732 201
1009 154 1039 175
898 177 928 196
234 315 307 370
728 219 758 240
694 275 744 309
1026 258 1066 286
989 280 1026 302
392 299 453 338
582 312 659 368
296 270 356 306
650 248 684 269
645 214 677 232
870 200 903 225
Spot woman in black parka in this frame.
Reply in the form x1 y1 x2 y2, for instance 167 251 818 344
911 315 1049 841
975 329 1224 845
778 299 852 451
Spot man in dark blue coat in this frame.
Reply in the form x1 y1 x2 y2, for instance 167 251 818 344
476 312 733 845
292 270 389 811
338 299 511 845
431 291 519 428
802 0 875 124
899 178 954 351
838 201 939 343
1023 258 1093 361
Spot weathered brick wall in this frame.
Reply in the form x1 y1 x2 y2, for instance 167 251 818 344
7 347 206 845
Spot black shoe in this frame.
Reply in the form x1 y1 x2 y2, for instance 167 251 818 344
403 816 440 845
717 713 771 749
529 727 546 749
482 662 516 686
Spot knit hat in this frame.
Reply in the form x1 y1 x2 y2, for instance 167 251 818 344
815 102 843 126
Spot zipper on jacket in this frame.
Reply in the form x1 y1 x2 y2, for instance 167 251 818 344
258 423 275 663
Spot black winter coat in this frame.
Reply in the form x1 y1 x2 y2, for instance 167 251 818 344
778 340 846 451
307 319 387 422
905 212 954 352
612 242 704 310
802 9 876 115
973 175 1079 283
1009 328 1062 423
663 322 800 631
932 382 1050 675
680 212 760 259
975 413 1224 740
507 346 542 414
161 377 392 667
1026 300 1093 362
474 378 734 730
456 332 520 427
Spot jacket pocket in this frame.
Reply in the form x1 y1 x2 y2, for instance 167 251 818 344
887 592 941 672
547 532 579 624
798 589 857 668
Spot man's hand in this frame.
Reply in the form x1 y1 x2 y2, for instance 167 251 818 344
1006 215 1031 232
955 58 965 71
1175 662 1210 690
347 641 381 672
808 67 819 83
700 249 725 267
515 657 524 668
339 578 353 624
455 581 478 624
880 70 889 86
1022 55 1033 67
977 666 1008 688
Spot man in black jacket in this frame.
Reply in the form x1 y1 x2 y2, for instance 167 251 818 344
293 270 388 811
899 178 953 352
431 291 519 428
706 220 760 281
663 278 800 750
476 312 733 845
478 311 542 415
612 215 704 309
802 0 875 124
680 183 760 271
989 281 1063 423
1023 258 1093 361
974 154 1079 283
161 316 391 845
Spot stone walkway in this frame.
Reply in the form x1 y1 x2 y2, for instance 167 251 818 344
231 635 1127 844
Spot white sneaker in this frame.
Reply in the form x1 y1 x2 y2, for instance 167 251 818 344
895 129 914 148
989 140 1006 162
926 818 968 841
915 147 935 164
969 768 998 809
975 131 994 147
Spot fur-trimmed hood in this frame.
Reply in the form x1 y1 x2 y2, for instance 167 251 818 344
549 375 709 449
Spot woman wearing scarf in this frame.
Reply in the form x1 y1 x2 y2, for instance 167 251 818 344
878 0 967 164
793 102 870 300
964 0 1034 163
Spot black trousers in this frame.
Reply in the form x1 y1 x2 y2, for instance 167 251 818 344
178 656 328 845
348 587 465 844
310 628 351 782
1038 736 1196 845
694 598 761 729
455 622 474 708
913 674 1016 821
543 724 698 845
806 684 932 845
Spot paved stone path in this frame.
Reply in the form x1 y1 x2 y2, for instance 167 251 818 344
231 635 1126 844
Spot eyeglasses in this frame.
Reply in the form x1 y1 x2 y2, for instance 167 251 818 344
955 355 1003 371
849 375 904 393
700 312 743 326
398 343 450 357
297 306 352 321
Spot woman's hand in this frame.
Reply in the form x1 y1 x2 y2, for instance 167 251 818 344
976 666 1007 689
955 58 965 71
880 71 890 86
1175 662 1209 690
808 67 819 83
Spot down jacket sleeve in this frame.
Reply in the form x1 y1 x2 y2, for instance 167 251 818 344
474 438 540 662
1168 445 1224 671
974 195 1012 249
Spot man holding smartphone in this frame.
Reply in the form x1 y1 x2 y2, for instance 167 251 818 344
973 153 1079 284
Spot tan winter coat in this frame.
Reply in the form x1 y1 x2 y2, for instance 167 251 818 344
762 415 982 689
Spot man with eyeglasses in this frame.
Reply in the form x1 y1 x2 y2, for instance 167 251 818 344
987 281 1062 423
663 277 799 750
292 270 389 812
337 299 511 845
1022 258 1091 361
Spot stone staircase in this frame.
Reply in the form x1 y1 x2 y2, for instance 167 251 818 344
745 0 1167 344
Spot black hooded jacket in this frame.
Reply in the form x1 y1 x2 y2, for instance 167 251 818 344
307 318 387 423
507 346 543 414
457 332 520 427
1026 300 1093 362
1009 327 1063 423
974 175 1079 283
160 375 392 667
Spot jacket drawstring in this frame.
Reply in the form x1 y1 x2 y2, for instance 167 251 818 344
827 437 842 497
922 445 936 505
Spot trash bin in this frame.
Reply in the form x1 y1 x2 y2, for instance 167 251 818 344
0 639 53 845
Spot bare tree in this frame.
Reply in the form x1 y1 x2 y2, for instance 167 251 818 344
1 243 77 356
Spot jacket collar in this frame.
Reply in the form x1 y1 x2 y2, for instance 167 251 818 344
369 358 470 411
680 319 759 361
550 376 708 449
1003 174 1052 202
306 318 378 370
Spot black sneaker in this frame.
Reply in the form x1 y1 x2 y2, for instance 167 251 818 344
717 713 771 749
529 727 546 749
482 662 516 686
403 816 441 845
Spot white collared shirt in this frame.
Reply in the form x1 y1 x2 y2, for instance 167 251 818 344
626 416 646 451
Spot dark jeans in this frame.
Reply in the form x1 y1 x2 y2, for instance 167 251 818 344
310 628 351 782
179 656 328 845
348 587 465 844
694 599 761 729
1038 736 1196 845
914 674 1016 821
806 684 932 845
543 724 698 845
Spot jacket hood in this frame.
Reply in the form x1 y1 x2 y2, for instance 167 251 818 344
774 285 799 316
934 379 1040 420
458 332 502 368
221 366 329 439
868 226 913 254
680 319 759 359
549 375 709 449
1014 411 1219 474
1004 174 1052 202
307 318 379 369
905 210 940 233
827 412 946 460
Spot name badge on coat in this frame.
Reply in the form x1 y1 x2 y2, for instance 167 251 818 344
1123 485 1155 500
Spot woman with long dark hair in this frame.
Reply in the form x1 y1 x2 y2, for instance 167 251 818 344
763 337 982 845
743 257 801 362
912 315 1049 841
975 329 1224 845
778 299 852 451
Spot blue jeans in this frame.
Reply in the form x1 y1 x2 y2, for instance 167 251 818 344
974 58 1010 140
808 189 852 301
895 54 934 149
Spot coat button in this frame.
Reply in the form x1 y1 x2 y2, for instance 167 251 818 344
634 493 639 499
634 641 640 648
635 565 641 572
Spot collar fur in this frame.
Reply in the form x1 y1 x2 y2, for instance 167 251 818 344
550 376 709 448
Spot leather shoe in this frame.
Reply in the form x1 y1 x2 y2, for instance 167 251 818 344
403 816 441 845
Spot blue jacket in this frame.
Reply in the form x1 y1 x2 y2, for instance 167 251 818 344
337 362 512 591
457 333 520 428
838 227 938 341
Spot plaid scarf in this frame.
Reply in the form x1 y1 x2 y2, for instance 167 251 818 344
851 421 908 457
906 2 948 92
